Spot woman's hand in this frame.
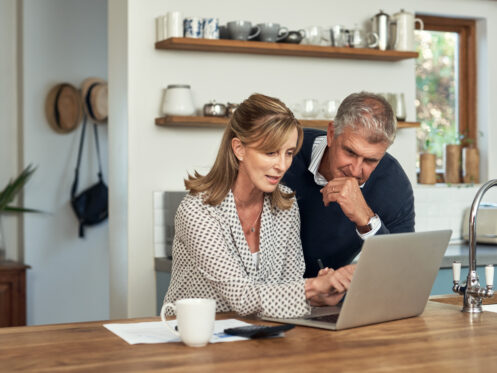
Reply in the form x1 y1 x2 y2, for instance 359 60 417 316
305 264 356 304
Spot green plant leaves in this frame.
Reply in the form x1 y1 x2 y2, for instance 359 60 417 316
0 164 40 214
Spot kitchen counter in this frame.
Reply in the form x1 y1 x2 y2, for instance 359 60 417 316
2 296 497 372
441 242 497 268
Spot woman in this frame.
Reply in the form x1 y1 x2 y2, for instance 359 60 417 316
164 93 352 318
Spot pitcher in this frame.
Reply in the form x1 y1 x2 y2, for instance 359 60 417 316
392 9 423 51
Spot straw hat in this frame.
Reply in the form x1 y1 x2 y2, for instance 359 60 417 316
81 78 108 124
45 83 83 133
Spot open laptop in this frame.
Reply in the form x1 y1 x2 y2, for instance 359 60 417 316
263 230 452 330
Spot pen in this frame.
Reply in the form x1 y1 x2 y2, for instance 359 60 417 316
317 259 324 270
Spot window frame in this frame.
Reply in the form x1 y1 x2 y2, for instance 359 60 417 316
415 15 477 147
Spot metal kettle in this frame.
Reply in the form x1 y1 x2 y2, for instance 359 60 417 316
371 10 391 51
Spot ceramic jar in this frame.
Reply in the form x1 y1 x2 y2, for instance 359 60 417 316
161 85 195 116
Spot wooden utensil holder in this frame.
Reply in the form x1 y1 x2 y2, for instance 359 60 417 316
462 147 480 183
445 144 461 184
419 153 437 184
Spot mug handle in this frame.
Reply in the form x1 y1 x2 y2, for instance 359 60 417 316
415 18 424 31
248 26 261 40
276 27 289 42
160 302 180 337
368 32 379 48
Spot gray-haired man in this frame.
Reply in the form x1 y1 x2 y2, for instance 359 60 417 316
283 91 415 281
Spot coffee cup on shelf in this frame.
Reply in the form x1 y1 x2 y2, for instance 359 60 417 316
203 18 219 39
227 21 260 41
184 17 203 38
257 23 289 42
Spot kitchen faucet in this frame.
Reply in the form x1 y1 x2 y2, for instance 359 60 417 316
452 179 497 312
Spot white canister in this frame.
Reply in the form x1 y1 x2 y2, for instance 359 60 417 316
392 9 423 51
161 84 196 116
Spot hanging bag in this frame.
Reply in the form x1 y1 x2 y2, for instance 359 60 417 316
70 115 108 237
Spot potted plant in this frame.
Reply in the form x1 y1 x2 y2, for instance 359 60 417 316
0 164 39 260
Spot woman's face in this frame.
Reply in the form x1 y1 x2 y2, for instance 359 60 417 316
234 128 299 193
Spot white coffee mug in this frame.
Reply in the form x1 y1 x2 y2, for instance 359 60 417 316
160 298 216 347
167 11 183 38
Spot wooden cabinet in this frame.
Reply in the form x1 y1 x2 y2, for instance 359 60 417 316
0 261 29 327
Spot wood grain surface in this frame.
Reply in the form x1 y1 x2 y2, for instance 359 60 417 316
1 297 497 372
155 116 420 130
155 38 419 61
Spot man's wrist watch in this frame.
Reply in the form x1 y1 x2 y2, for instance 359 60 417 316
356 214 380 234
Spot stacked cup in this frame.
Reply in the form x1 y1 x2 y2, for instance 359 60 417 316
156 11 183 42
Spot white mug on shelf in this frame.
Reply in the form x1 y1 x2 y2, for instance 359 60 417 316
167 11 183 38
155 15 167 42
160 298 216 347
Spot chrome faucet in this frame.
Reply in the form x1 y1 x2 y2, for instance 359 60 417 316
452 179 497 313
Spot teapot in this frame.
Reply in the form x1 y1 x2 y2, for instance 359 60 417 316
391 9 424 51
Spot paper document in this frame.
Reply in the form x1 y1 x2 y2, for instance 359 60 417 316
104 318 252 345
482 304 497 313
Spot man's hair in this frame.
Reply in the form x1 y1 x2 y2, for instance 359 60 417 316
333 92 397 145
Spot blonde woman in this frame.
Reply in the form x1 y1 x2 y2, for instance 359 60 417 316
164 93 354 318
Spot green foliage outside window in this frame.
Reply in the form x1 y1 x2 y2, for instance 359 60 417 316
415 30 460 168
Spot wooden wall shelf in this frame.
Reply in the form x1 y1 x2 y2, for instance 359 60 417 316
155 38 419 61
155 116 420 129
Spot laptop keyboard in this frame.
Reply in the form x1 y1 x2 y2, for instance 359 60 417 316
308 313 339 323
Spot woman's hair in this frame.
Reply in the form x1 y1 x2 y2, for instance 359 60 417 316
334 91 397 145
185 93 303 210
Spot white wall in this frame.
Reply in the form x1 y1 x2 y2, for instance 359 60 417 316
20 0 109 325
111 0 497 318
0 0 20 260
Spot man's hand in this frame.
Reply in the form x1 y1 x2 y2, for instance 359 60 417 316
320 177 374 226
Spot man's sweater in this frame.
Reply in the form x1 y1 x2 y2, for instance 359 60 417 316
283 128 415 278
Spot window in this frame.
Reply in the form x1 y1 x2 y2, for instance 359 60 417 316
414 15 476 172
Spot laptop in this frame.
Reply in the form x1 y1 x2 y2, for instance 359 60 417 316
263 230 452 330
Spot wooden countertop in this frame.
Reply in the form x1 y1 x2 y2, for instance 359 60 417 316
1 297 497 372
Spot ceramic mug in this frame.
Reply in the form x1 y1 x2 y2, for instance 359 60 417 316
160 298 216 347
167 11 183 38
184 17 203 38
203 17 219 39
257 23 289 42
227 21 260 41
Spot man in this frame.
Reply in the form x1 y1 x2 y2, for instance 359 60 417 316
283 92 415 278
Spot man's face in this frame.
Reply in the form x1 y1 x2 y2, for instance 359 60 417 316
325 126 389 185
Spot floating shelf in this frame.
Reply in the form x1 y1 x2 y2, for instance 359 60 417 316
155 38 419 61
155 116 420 129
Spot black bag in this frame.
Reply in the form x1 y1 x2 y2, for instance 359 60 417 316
71 116 108 237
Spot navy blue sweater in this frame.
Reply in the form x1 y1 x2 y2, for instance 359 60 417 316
283 128 415 278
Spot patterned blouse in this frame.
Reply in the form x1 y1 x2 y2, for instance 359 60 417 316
164 185 311 318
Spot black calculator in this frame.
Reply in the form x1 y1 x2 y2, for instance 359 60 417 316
224 324 295 338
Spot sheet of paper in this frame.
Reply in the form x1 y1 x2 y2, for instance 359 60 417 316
103 318 252 345
482 304 497 313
